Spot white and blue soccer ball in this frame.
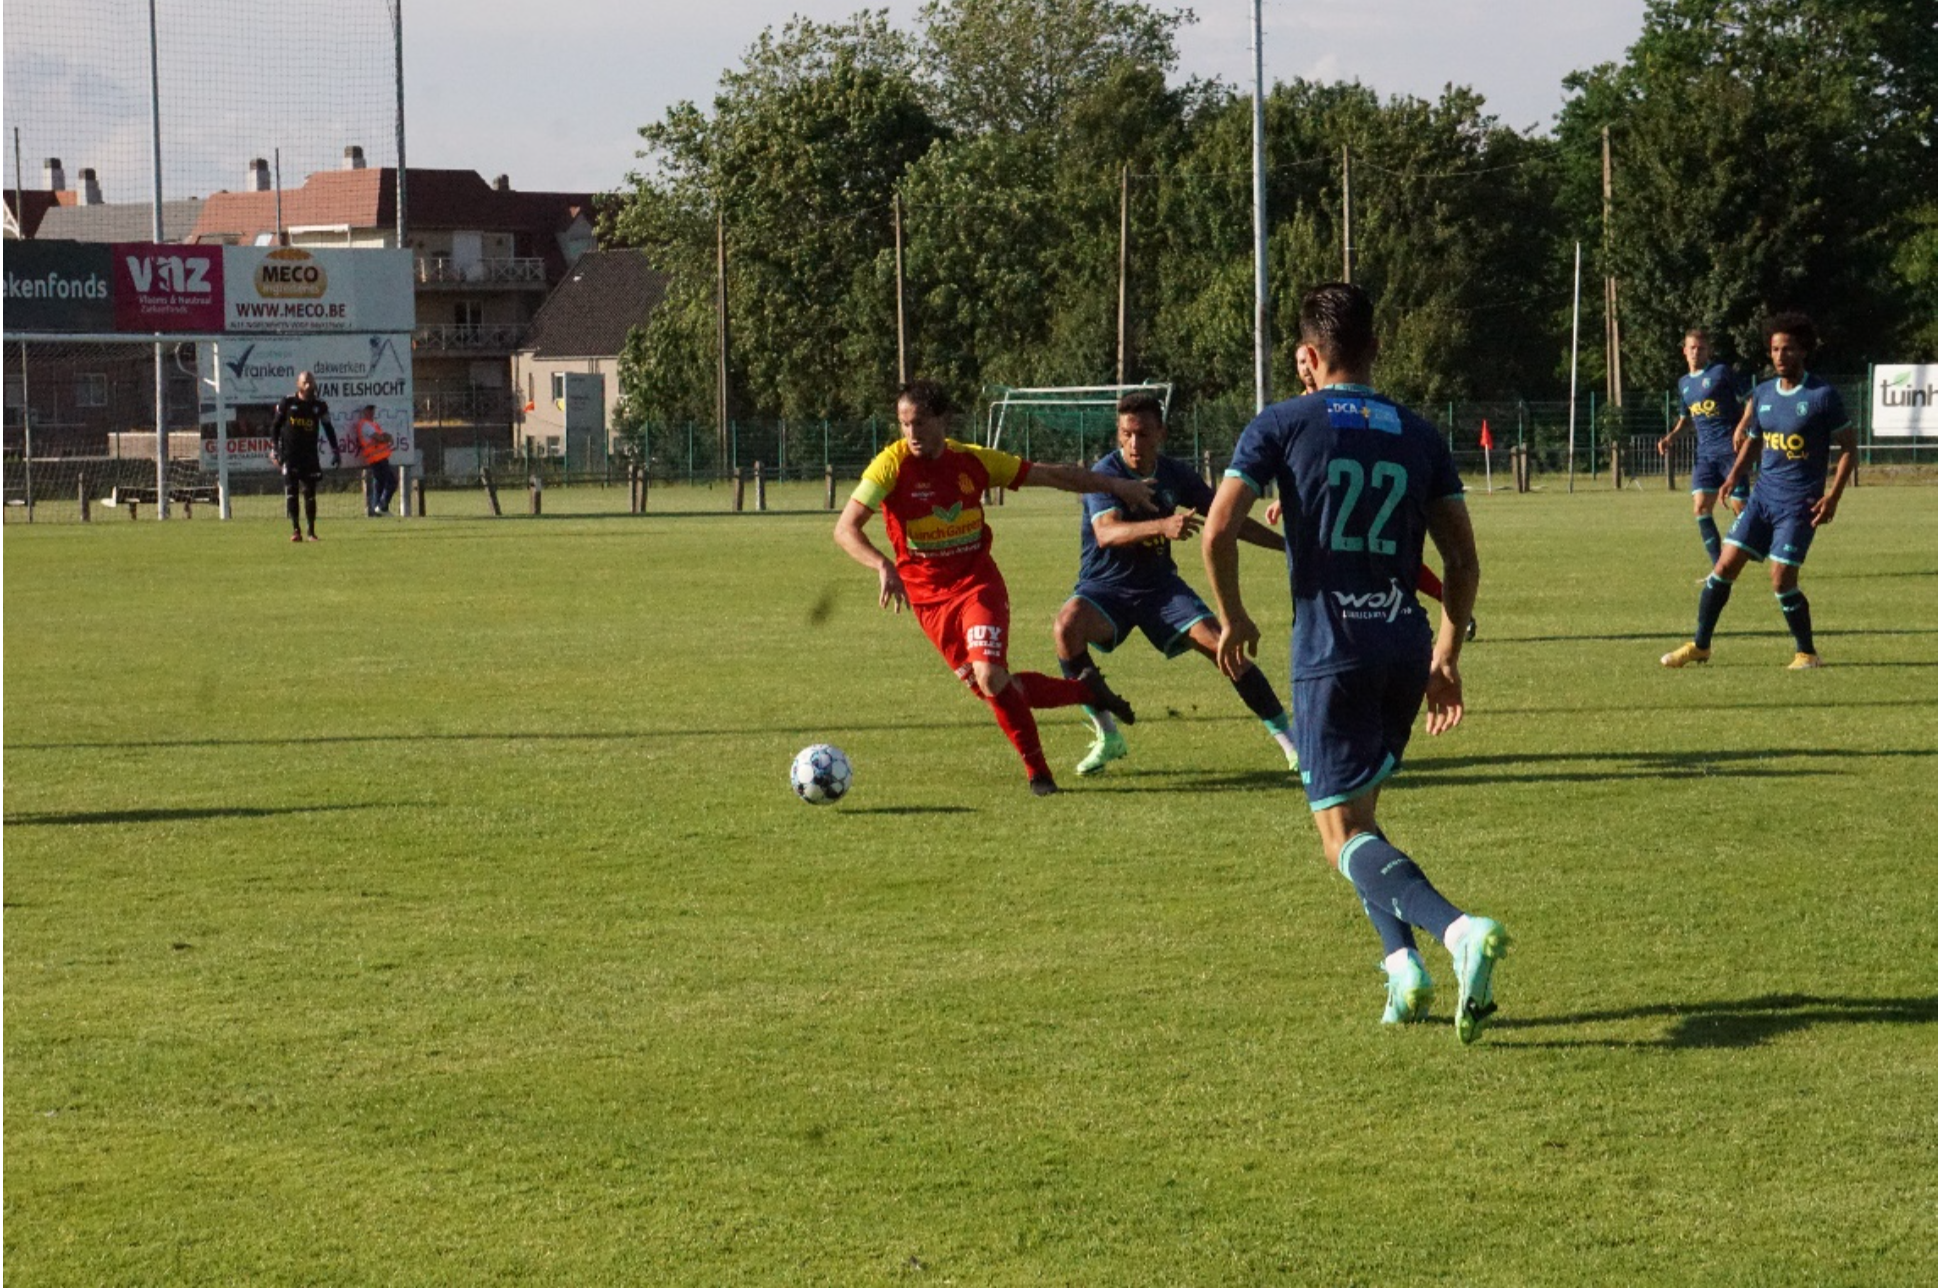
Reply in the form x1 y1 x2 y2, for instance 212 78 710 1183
790 743 853 805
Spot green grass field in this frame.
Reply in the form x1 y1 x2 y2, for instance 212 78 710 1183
6 483 1936 1285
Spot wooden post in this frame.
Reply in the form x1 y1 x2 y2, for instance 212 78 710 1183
1201 450 1213 486
732 466 745 512
528 473 542 516
78 473 90 522
1610 439 1624 489
893 194 907 385
1665 439 1677 491
754 460 767 511
824 462 836 511
1116 163 1129 385
483 467 502 516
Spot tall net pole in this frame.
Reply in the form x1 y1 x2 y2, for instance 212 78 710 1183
149 0 170 518
1250 0 1270 414
391 0 407 244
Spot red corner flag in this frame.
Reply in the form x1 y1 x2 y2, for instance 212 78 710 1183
1479 419 1495 451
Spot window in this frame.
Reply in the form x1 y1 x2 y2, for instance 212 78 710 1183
550 372 567 402
75 374 109 407
455 301 482 328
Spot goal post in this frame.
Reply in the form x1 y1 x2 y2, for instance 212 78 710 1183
983 382 1173 461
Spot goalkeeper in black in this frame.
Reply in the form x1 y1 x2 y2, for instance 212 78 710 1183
269 371 341 542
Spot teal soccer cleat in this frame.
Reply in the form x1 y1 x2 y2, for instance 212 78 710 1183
1451 917 1509 1044
1380 950 1435 1025
1075 728 1128 776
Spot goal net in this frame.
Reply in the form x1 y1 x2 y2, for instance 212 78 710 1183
983 383 1173 463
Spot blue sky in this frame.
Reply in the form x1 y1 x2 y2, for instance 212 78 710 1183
6 1 1650 200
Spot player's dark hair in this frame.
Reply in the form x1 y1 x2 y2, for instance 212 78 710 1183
1298 282 1377 372
1762 311 1817 354
1683 327 1709 343
897 379 954 418
1116 391 1164 422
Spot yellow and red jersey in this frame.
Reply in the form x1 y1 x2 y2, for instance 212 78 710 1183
852 438 1031 605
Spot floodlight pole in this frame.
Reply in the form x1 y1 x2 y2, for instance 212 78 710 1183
1116 164 1129 385
148 0 170 518
1250 0 1270 413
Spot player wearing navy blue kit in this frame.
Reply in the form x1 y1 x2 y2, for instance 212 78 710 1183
1662 312 1855 671
1202 282 1507 1043
1051 393 1298 777
1656 329 1749 563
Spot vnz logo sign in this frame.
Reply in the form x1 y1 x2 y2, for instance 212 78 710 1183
1331 578 1411 622
125 253 215 296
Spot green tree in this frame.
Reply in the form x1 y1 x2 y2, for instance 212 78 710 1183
609 13 943 424
1558 0 1938 390
917 0 1191 136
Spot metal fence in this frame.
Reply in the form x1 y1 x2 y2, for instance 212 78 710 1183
8 378 1932 523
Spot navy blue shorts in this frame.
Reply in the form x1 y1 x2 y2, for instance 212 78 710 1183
1292 660 1429 811
1690 447 1749 500
1071 576 1215 658
1725 491 1817 567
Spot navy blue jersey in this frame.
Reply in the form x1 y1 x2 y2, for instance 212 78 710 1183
1076 450 1216 592
1226 385 1463 678
1678 362 1744 456
1747 374 1849 507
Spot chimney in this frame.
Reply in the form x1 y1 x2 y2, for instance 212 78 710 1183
79 168 102 205
343 144 366 171
248 158 271 192
493 174 510 192
43 157 66 191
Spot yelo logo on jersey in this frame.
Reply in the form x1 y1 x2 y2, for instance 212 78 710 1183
1689 398 1719 416
1762 430 1809 460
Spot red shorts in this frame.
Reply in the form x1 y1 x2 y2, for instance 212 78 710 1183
913 573 1011 681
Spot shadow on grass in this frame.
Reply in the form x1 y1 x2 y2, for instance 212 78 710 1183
1494 627 1938 644
1086 769 1299 794
4 803 377 827
1498 993 1938 1050
1393 745 1938 787
837 805 979 816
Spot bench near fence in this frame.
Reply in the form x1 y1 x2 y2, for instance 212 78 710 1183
102 484 221 518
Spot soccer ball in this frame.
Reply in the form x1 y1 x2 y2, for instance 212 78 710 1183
790 743 853 805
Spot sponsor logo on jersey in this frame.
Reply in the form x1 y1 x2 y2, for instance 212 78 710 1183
966 624 1003 651
1331 577 1411 623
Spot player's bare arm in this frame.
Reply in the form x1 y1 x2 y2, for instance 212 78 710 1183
1657 415 1690 456
1023 463 1156 514
1202 476 1260 680
1716 426 1760 502
833 498 908 612
1092 507 1201 547
1812 426 1859 527
1424 496 1479 736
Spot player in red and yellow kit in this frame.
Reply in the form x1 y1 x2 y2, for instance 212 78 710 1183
835 380 1157 795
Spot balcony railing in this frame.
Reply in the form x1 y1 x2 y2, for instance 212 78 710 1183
414 257 547 288
414 388 517 426
413 323 527 354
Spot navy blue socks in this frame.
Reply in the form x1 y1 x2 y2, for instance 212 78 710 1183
1695 573 1734 649
1696 514 1722 564
1338 833 1461 944
1779 589 1815 654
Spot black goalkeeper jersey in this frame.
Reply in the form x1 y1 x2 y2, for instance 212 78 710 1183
270 395 338 470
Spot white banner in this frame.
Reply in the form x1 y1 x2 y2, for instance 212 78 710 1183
1872 365 1937 438
222 246 414 335
199 333 418 469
